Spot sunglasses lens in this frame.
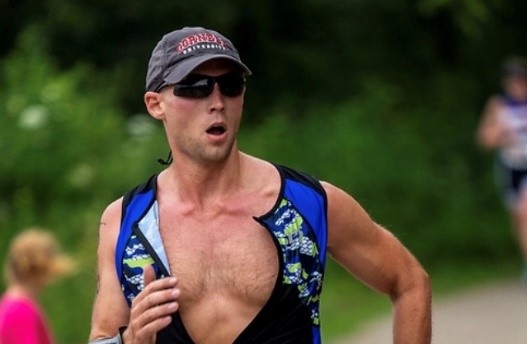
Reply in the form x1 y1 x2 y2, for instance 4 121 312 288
173 73 245 99
217 73 245 97
173 78 212 98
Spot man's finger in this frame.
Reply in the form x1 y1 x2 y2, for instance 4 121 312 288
143 264 156 288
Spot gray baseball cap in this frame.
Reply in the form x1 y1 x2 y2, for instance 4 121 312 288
145 26 252 92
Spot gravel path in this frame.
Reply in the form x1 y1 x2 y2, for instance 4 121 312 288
331 279 527 344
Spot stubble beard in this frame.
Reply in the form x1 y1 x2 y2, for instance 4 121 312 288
179 135 237 166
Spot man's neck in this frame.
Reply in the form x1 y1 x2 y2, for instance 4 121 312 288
159 150 246 207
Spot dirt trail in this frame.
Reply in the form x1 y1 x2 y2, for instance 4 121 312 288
331 279 527 344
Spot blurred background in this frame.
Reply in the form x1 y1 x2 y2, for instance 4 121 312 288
1 0 526 342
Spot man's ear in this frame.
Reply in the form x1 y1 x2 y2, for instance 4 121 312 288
144 91 165 120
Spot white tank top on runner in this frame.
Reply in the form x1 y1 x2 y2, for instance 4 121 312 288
499 97 527 169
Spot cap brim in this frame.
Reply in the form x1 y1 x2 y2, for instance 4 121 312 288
164 54 252 84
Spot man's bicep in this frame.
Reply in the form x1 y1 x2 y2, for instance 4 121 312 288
324 182 412 295
89 200 130 340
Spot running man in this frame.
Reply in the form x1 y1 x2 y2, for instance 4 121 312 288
88 26 432 344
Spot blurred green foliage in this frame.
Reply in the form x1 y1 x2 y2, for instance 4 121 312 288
2 0 527 118
0 1 525 342
0 30 168 343
240 74 513 268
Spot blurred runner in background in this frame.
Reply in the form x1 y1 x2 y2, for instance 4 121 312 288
477 56 527 282
0 228 76 344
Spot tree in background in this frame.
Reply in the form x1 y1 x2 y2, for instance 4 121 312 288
1 0 526 119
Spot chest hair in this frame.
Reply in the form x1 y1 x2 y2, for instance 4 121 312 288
159 208 279 308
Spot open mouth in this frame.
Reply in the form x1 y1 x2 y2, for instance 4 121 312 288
206 125 226 136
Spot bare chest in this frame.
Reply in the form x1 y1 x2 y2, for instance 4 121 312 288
159 210 278 307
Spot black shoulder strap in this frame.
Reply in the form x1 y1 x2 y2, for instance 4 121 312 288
121 174 158 226
275 164 325 196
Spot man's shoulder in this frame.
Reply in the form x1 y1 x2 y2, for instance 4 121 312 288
120 174 158 221
100 174 157 227
123 174 158 200
275 163 321 184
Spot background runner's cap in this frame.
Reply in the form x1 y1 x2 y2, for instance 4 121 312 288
502 56 527 77
145 26 252 92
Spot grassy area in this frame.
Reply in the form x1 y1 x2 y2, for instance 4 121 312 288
320 258 521 342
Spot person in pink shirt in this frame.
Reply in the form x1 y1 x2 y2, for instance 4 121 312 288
0 228 75 344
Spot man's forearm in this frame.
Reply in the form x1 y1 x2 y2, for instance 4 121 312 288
392 278 432 344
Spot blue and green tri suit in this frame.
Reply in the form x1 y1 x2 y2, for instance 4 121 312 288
115 164 328 343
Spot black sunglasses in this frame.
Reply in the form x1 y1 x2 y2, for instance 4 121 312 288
173 72 246 99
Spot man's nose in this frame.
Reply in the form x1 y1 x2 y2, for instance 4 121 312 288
208 83 225 112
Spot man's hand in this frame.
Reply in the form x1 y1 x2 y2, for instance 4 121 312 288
122 265 180 344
